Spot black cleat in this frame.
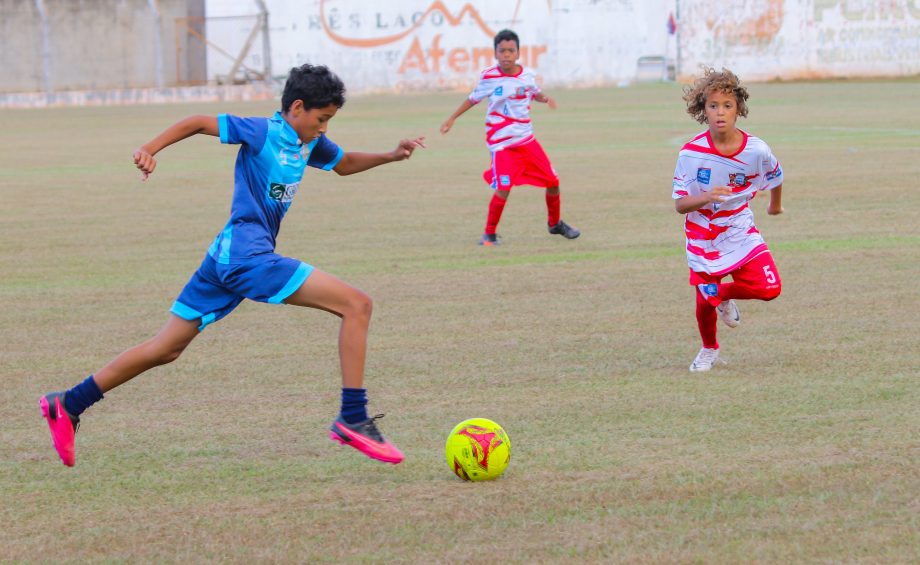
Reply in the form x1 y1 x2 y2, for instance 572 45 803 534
548 220 580 239
479 233 501 246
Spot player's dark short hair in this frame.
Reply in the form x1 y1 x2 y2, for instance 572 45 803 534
682 67 749 124
281 64 346 112
493 29 520 50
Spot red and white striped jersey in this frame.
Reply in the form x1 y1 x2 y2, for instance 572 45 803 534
468 65 542 151
672 130 783 275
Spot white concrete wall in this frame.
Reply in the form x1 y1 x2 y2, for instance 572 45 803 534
205 0 679 93
2 0 918 101
0 0 191 93
677 0 920 80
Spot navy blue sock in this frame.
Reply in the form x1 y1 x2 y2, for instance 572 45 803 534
63 375 104 417
340 387 368 424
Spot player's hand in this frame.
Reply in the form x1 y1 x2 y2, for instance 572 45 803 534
706 185 732 203
767 203 785 215
392 137 426 161
545 96 557 110
133 148 157 181
440 119 453 135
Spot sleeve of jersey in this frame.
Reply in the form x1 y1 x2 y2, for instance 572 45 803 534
218 114 268 149
306 134 344 171
672 158 693 200
529 71 542 95
760 145 784 190
468 75 490 103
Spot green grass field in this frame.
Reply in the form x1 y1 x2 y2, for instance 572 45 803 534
2 80 919 563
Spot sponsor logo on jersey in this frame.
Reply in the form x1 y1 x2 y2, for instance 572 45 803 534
729 173 747 186
493 86 503 96
268 182 300 203
697 168 711 184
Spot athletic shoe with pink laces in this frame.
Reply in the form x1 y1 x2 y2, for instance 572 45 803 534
329 414 404 464
39 392 79 467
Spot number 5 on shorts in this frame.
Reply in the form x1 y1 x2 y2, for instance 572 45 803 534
763 265 777 284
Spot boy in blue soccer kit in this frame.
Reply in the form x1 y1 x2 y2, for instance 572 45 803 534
40 64 424 466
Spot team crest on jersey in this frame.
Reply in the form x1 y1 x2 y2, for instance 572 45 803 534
697 168 711 184
729 173 747 186
516 86 526 96
268 182 299 203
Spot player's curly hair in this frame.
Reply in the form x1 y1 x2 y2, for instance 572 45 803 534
682 67 749 124
281 64 346 112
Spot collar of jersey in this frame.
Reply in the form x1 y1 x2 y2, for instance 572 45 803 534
272 111 303 147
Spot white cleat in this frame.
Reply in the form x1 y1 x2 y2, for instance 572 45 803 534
689 347 725 372
716 299 741 328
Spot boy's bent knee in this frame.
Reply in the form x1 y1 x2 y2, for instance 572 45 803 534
762 284 782 301
346 292 373 321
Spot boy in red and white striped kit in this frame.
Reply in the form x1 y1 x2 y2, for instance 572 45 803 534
441 29 580 246
672 68 785 372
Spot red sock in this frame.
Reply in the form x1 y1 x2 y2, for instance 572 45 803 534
485 193 507 235
545 191 561 226
695 291 719 349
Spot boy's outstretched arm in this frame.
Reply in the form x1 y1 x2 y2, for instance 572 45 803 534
333 137 426 176
133 115 219 180
440 99 476 134
533 92 557 109
767 184 784 215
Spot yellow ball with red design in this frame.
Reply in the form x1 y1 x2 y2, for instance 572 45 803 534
445 418 511 481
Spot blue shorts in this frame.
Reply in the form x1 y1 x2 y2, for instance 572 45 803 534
171 253 314 331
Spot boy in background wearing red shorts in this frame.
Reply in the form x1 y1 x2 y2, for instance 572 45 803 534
441 29 580 246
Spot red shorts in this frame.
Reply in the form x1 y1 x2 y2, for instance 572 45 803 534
689 249 781 291
483 139 559 189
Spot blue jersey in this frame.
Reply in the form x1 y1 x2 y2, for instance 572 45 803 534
208 112 344 263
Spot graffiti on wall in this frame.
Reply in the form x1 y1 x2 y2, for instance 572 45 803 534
678 0 920 80
311 1 551 91
812 0 920 67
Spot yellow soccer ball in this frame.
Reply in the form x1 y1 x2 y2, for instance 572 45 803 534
445 418 511 481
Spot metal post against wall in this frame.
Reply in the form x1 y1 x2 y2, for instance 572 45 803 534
675 0 682 79
147 0 165 88
34 0 52 93
254 0 272 84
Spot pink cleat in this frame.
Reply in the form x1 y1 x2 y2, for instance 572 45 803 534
39 392 79 467
329 414 404 464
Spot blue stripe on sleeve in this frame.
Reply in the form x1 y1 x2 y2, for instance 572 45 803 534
218 114 229 144
323 147 344 171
